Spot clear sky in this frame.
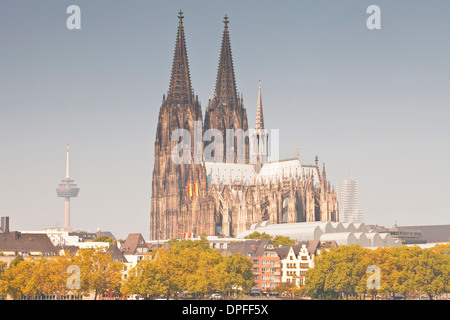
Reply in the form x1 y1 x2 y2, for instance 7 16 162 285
1 1 449 240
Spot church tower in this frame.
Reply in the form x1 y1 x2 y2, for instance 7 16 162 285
150 11 214 240
250 81 269 170
204 15 249 164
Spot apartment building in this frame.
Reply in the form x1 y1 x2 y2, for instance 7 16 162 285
225 239 281 291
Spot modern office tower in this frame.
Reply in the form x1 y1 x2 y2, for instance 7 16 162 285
336 175 363 223
56 143 80 230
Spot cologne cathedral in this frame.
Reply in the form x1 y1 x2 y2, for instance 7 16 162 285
150 11 338 241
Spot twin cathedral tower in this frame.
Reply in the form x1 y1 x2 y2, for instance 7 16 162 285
150 11 338 241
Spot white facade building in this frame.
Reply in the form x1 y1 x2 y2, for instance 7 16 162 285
277 244 315 287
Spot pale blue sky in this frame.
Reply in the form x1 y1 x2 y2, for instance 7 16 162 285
1 1 449 239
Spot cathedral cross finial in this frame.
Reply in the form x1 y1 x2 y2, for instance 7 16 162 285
224 14 229 28
178 10 184 23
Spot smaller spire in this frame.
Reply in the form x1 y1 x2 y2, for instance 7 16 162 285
255 80 264 130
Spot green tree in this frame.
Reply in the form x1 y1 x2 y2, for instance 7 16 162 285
271 235 296 248
121 257 169 298
167 235 211 252
414 248 447 300
244 231 272 240
218 253 254 296
185 249 223 297
304 249 338 299
244 231 295 248
275 281 299 297
304 245 370 300
361 247 401 299
92 235 116 245
392 246 421 298
122 240 254 299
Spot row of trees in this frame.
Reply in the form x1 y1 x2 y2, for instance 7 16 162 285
0 249 123 300
0 237 254 300
121 237 254 298
303 244 450 300
1 236 449 300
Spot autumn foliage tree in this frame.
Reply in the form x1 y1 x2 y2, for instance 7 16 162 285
0 249 123 300
72 249 123 299
121 237 254 299
304 244 450 300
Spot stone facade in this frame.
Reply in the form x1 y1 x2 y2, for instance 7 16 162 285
150 12 338 240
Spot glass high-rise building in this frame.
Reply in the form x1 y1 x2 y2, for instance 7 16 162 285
336 176 363 223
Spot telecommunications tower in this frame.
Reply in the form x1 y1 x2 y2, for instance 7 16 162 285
56 143 80 230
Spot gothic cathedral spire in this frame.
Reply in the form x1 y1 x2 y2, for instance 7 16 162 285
214 14 238 107
204 14 249 164
151 11 214 241
167 10 193 104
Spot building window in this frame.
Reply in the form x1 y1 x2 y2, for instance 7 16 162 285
300 263 309 268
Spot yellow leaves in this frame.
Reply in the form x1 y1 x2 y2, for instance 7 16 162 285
303 244 450 300
0 249 124 299
122 241 254 298
71 249 123 299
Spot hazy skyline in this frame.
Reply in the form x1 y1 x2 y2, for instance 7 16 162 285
1 1 449 240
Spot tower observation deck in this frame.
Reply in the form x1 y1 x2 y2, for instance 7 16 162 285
56 143 80 230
